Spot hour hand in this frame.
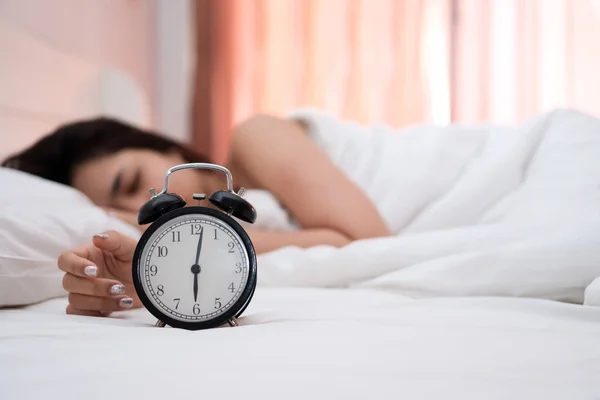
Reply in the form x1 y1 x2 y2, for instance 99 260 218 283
193 272 199 302
191 264 200 302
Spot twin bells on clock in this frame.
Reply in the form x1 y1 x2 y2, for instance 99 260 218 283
137 163 257 225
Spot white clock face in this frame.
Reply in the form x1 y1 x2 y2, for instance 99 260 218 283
138 213 250 323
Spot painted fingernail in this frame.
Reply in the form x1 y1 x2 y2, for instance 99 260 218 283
110 284 126 295
84 265 98 277
94 233 109 239
119 298 134 309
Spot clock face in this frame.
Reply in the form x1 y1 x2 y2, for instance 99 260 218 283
136 212 251 324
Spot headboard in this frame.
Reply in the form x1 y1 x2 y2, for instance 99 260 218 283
0 18 151 160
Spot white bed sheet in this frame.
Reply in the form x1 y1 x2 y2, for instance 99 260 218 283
1 288 599 400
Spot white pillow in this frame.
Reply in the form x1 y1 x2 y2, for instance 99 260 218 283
0 167 141 307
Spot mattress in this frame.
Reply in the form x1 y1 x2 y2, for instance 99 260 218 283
1 287 599 399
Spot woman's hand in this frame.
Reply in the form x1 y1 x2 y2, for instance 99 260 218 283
58 230 142 317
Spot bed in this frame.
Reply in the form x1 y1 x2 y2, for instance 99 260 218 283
1 17 600 400
2 289 600 399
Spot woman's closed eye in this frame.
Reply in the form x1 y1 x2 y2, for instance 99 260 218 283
111 168 141 199
125 168 141 195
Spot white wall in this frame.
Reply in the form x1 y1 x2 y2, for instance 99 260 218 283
154 0 194 143
0 0 197 142
0 0 156 124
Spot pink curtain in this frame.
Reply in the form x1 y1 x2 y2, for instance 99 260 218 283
195 0 450 164
193 0 600 163
452 0 600 124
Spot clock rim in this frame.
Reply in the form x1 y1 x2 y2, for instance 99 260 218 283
132 206 257 331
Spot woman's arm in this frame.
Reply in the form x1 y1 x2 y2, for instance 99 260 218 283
245 227 351 253
229 114 391 247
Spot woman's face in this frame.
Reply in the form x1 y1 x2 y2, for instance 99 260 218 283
72 149 203 213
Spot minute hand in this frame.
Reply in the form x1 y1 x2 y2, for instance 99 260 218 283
195 226 203 265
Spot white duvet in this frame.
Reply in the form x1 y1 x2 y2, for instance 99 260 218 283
2 108 600 399
244 108 600 306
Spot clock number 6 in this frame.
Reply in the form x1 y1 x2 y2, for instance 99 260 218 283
193 303 201 315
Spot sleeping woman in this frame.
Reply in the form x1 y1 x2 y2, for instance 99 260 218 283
1 111 392 316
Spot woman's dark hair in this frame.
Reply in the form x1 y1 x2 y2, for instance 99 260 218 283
1 117 210 186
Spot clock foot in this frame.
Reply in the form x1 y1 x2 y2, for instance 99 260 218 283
228 317 239 327
155 319 166 328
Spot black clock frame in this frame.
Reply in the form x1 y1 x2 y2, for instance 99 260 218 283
132 206 257 331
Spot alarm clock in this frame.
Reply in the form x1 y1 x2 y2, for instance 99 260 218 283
132 163 258 330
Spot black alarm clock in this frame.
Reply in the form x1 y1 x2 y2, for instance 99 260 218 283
132 163 257 331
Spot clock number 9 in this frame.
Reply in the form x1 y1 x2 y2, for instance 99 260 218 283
149 265 158 276
193 303 201 315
